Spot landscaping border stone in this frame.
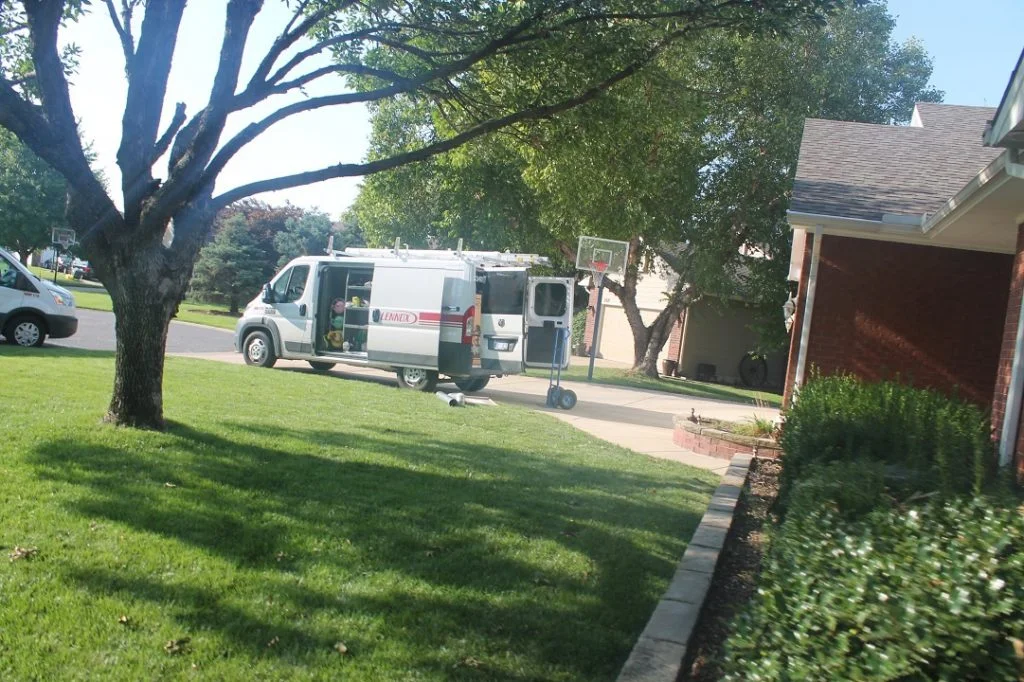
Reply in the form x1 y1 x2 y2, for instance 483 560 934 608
617 453 754 682
672 418 781 459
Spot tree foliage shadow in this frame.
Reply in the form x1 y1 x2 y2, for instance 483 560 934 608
30 420 712 678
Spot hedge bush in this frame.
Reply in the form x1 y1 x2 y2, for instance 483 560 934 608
785 459 888 522
572 308 588 353
779 375 994 506
721 499 1024 681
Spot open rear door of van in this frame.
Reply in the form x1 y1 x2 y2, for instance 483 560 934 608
524 277 574 370
367 261 449 369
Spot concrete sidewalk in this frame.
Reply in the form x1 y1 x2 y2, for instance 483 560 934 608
172 351 780 474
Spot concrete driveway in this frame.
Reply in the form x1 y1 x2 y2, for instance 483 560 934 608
49 309 780 474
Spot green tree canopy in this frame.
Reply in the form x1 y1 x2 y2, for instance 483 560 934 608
354 1 942 375
189 213 269 315
0 127 68 255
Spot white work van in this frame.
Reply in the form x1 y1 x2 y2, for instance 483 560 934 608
0 246 78 347
233 245 573 392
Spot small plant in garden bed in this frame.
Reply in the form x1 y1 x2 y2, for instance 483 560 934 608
697 416 777 440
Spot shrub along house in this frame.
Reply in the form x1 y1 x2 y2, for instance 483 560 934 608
784 50 1024 475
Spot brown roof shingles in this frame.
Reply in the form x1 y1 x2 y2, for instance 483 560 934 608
791 103 1002 221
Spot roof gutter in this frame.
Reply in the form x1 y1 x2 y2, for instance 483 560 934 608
786 210 924 234
923 151 1018 239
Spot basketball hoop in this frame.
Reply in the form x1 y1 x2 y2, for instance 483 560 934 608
590 260 609 287
52 227 76 251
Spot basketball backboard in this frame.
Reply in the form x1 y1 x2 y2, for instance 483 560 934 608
576 236 629 285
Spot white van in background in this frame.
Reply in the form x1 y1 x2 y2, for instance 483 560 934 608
0 246 78 347
234 245 573 392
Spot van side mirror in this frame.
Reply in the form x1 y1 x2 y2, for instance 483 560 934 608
261 283 274 304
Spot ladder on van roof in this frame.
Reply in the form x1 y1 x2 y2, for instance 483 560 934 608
333 237 549 268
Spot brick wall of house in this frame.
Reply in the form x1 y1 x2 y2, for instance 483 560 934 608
665 310 686 369
583 286 599 354
990 224 1024 478
990 226 1024 442
783 234 1013 407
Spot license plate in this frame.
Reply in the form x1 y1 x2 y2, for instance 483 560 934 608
491 339 515 352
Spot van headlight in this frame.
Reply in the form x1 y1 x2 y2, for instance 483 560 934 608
50 290 74 307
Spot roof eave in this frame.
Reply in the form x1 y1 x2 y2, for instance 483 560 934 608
923 151 1013 238
985 48 1024 148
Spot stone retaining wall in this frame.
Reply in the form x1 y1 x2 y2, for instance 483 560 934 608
672 417 780 460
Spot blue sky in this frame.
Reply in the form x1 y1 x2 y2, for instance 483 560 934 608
63 1 1024 219
887 0 1023 107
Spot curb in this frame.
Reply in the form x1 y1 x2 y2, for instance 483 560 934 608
617 453 753 682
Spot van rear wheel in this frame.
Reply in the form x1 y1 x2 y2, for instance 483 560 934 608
396 367 438 392
308 361 335 372
454 376 490 393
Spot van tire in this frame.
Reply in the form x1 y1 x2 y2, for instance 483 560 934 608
243 330 277 368
454 376 490 393
309 361 335 371
5 315 46 347
396 367 438 392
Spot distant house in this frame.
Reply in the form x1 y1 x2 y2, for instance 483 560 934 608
583 261 787 390
785 49 1024 473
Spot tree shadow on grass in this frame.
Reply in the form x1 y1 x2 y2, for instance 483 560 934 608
29 420 712 678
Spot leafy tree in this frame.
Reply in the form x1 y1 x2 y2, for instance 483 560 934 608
0 0 854 428
0 127 68 255
273 209 332 265
216 198 305 267
189 213 268 315
354 1 942 376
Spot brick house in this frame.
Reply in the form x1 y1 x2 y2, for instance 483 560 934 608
785 50 1024 472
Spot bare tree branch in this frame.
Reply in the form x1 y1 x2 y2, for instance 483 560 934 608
211 39 668 210
152 0 264 226
102 0 134 67
151 101 186 165
117 0 187 226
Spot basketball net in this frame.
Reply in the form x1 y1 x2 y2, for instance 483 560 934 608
591 260 608 287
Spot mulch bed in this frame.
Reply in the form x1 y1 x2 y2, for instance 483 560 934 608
679 458 781 682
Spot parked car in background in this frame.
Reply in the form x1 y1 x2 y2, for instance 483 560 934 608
0 246 78 346
70 259 95 280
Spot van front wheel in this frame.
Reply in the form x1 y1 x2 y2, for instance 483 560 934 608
4 315 45 347
244 331 277 368
396 367 438 392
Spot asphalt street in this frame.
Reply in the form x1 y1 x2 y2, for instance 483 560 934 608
48 308 235 354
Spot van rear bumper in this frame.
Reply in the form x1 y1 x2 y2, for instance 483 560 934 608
46 313 78 339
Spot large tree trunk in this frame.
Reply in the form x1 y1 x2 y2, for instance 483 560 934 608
634 305 683 378
107 282 178 429
604 246 689 379
95 207 210 429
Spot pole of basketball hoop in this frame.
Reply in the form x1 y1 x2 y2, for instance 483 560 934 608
587 272 604 381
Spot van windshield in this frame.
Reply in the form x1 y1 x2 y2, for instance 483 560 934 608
480 270 526 315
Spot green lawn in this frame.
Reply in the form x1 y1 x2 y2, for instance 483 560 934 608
534 363 783 408
28 264 105 289
66 287 241 331
0 349 716 681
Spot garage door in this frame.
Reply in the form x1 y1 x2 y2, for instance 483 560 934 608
597 306 634 364
598 305 672 366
